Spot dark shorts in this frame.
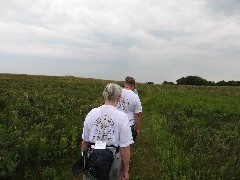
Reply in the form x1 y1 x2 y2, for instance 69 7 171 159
131 125 138 142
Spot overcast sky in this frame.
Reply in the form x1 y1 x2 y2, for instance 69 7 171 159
0 0 240 84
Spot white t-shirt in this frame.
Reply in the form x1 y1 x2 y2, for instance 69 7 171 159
117 89 142 126
133 88 138 95
82 105 133 147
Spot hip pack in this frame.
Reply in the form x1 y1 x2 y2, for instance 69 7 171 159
72 148 89 177
85 148 114 180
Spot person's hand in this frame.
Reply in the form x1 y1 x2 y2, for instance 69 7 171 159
136 130 140 137
120 171 129 180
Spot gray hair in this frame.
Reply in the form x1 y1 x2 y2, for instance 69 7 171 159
103 83 122 101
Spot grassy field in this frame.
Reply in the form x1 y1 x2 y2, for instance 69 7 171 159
0 74 239 179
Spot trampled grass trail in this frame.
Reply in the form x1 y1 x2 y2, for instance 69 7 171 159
130 85 162 179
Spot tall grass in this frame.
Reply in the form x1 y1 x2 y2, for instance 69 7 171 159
143 84 240 179
1 74 239 179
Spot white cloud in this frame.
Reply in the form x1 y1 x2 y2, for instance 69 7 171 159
0 0 240 83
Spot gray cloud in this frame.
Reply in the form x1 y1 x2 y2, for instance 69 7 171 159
0 0 240 83
205 0 240 16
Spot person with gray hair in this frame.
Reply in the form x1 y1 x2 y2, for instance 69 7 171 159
81 83 133 180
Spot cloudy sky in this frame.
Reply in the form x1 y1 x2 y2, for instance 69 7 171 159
0 0 240 84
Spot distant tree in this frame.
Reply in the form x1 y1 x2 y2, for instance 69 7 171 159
207 81 215 86
227 80 239 86
216 80 240 86
162 81 175 85
175 76 239 86
176 76 208 85
146 82 154 85
216 80 227 86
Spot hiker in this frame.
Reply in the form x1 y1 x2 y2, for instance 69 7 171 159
117 76 142 142
81 83 133 180
124 76 138 95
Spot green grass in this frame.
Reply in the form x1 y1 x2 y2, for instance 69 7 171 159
0 74 240 179
141 84 240 179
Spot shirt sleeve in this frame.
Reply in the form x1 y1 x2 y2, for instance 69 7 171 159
119 113 134 147
134 94 142 113
82 111 92 142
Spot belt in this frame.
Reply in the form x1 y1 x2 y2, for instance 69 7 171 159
90 143 118 148
89 143 120 153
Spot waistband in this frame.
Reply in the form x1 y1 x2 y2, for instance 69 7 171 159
89 143 119 149
89 143 120 153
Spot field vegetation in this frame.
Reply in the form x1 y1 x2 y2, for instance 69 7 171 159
0 74 239 179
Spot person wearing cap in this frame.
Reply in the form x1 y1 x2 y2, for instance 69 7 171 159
81 83 133 180
117 76 142 141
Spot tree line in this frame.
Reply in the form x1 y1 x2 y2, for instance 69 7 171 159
162 76 240 86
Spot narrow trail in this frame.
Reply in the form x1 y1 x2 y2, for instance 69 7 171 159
70 85 162 180
130 85 162 179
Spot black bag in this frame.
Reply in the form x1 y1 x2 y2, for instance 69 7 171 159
85 149 114 180
72 148 89 177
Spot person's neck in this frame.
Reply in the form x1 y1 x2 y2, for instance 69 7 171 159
105 100 117 107
124 84 134 90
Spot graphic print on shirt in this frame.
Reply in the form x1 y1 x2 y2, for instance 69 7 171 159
117 98 130 113
92 114 115 142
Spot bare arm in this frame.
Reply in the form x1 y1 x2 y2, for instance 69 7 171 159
81 140 89 153
120 146 130 179
134 112 142 136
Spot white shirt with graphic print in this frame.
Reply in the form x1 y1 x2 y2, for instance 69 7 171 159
82 105 133 147
117 89 142 126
